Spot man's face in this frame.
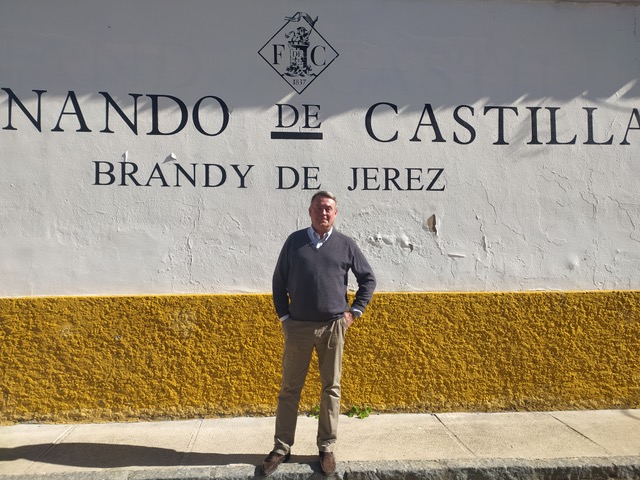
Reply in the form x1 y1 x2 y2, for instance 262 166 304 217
309 196 338 235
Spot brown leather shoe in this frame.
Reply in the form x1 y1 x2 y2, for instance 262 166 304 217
319 451 336 475
261 450 290 476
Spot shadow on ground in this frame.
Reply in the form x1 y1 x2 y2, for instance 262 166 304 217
0 443 318 469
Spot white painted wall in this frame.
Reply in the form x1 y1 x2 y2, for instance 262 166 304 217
1 0 639 296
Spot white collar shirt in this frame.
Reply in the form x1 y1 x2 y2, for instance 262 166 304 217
307 226 333 249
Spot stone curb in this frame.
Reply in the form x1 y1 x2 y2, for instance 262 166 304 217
1 457 639 480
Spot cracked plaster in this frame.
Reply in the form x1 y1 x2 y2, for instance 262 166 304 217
1 0 639 296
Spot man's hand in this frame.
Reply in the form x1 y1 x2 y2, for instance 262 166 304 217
344 311 355 328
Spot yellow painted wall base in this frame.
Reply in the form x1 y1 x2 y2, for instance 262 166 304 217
1 291 639 423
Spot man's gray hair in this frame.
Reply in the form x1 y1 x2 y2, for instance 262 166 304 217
310 191 337 205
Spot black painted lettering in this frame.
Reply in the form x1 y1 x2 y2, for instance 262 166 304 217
426 168 445 191
410 104 445 143
231 164 254 188
621 108 640 145
272 44 286 65
383 168 403 191
348 167 358 191
276 104 299 128
365 102 398 142
303 105 321 128
145 163 170 187
100 92 141 134
93 161 116 185
584 107 614 145
193 96 229 136
483 106 518 145
204 164 227 187
302 166 320 190
52 91 91 132
547 107 577 145
362 167 380 190
406 168 423 191
277 166 299 189
453 105 476 145
147 94 188 136
2 88 45 132
310 46 326 66
119 161 142 186
526 107 543 145
175 163 197 187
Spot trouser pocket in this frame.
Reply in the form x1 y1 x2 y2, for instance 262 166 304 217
328 316 346 350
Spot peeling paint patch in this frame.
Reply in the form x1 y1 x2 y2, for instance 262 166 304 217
424 214 438 235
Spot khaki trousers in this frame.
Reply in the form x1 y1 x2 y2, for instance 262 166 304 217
273 316 346 454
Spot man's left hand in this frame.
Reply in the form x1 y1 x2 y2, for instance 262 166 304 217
344 311 355 328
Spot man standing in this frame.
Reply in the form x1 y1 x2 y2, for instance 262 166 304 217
262 191 376 476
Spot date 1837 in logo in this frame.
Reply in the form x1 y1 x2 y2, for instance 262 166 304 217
259 12 339 94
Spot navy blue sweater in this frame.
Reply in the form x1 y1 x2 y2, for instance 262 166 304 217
272 228 376 322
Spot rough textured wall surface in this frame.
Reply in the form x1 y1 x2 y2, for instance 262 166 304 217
2 1 640 297
1 291 638 423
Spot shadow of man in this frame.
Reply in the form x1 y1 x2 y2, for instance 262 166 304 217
0 444 332 478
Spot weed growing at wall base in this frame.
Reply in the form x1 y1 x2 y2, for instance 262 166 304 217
347 405 372 419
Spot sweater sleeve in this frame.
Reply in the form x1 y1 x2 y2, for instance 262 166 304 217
349 241 376 314
272 237 291 319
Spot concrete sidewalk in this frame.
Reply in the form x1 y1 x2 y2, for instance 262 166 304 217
1 409 639 479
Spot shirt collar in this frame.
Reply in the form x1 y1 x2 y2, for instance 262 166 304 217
307 226 333 247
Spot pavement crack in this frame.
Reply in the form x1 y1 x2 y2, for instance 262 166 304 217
548 413 613 456
180 418 205 466
24 425 76 473
434 414 477 457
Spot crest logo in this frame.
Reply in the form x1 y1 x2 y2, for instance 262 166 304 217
259 12 339 94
